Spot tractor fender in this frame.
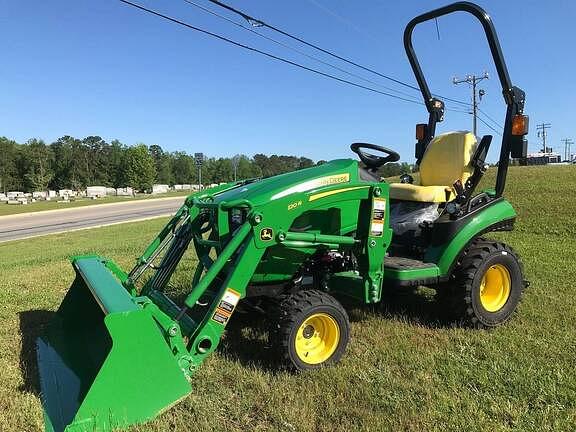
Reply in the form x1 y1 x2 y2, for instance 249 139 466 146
425 198 517 277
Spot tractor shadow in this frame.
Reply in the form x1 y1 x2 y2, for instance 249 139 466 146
218 313 280 372
18 309 57 395
344 287 455 329
219 288 456 371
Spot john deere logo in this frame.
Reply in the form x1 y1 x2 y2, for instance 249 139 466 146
260 228 274 241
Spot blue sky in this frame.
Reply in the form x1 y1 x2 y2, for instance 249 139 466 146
1 0 575 162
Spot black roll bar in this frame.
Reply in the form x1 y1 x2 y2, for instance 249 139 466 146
404 2 513 105
403 2 526 198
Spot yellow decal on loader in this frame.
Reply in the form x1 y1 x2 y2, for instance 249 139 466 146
271 174 350 200
288 200 303 210
308 186 368 202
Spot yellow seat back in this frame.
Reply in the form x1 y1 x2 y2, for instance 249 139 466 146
419 132 477 186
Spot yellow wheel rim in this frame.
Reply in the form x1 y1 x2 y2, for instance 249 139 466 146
479 264 511 312
294 313 340 365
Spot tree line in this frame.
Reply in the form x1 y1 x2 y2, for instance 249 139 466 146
0 135 412 193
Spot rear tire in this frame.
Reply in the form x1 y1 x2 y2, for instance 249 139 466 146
270 290 350 370
443 238 525 328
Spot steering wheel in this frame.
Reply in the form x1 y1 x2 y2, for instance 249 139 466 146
350 143 400 170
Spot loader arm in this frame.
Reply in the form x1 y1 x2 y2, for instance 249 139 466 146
128 176 392 367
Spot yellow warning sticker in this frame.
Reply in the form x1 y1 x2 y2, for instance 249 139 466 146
370 198 386 236
211 288 241 326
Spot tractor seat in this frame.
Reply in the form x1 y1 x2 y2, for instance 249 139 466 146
390 131 477 203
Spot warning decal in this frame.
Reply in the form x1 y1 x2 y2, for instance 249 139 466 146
218 300 235 313
211 288 241 326
370 198 386 237
221 288 241 307
212 310 230 325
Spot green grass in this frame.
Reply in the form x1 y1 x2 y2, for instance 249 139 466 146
1 165 575 431
0 190 191 216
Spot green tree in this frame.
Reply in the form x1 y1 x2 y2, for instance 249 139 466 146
108 139 126 188
210 158 233 184
149 144 174 184
253 154 311 177
50 136 74 190
0 133 337 192
20 139 54 191
119 144 156 191
66 136 91 189
253 154 272 177
298 157 314 170
171 152 195 184
82 136 113 186
235 155 261 180
377 162 415 178
0 137 18 193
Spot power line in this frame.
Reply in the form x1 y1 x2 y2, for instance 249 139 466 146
204 0 422 91
302 0 380 43
448 108 473 114
437 95 472 107
208 0 470 106
181 0 421 100
119 0 425 105
447 105 502 136
476 114 502 136
122 1 501 124
477 107 503 130
203 0 471 107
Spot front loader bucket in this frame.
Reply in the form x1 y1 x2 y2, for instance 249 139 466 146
37 256 191 432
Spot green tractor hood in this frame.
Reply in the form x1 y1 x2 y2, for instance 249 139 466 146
211 159 362 207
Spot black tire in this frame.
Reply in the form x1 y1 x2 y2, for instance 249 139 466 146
443 237 525 328
270 290 350 371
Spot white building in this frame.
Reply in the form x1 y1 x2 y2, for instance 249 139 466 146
58 189 75 198
7 191 25 200
86 186 107 198
152 184 170 194
525 152 562 165
116 187 134 196
174 184 194 191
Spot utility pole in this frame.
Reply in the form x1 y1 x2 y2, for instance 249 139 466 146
452 71 489 136
232 155 240 182
536 123 552 153
561 138 574 161
194 153 204 190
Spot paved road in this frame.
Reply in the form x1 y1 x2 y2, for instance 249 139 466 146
0 197 185 243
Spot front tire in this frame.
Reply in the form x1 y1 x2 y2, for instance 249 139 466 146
446 238 525 328
271 290 350 370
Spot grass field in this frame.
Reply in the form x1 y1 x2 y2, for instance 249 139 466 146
0 165 575 431
0 190 191 217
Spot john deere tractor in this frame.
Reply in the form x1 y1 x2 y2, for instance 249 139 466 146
37 2 529 431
